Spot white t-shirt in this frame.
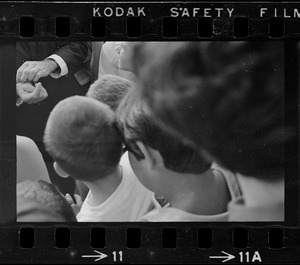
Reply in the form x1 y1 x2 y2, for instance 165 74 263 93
77 152 155 222
138 163 242 222
98 42 121 78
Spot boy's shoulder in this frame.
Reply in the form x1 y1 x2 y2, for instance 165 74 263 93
119 151 131 168
119 152 156 209
138 206 229 222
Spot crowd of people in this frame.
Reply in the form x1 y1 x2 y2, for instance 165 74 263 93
16 41 291 222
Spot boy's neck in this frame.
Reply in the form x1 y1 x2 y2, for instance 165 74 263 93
160 168 231 216
237 174 284 208
84 166 123 207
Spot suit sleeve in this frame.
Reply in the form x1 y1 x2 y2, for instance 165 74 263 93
53 42 90 75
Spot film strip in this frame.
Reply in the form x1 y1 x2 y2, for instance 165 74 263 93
0 1 299 264
0 2 299 39
18 15 297 39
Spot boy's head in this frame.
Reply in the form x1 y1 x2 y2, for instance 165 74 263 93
116 88 212 191
132 42 291 181
44 96 123 182
86 74 134 111
17 180 76 222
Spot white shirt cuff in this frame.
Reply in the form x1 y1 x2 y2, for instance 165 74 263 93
46 54 69 78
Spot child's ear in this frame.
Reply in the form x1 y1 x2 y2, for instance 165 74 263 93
53 162 69 178
147 146 165 168
136 141 164 169
136 141 155 168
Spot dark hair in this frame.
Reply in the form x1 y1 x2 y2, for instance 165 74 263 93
17 180 77 222
133 42 291 180
86 74 134 111
44 96 123 181
116 88 212 174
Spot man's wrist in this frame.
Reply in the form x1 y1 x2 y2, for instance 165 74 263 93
45 58 59 73
46 54 68 78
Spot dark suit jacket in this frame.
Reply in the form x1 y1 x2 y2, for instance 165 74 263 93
17 42 91 84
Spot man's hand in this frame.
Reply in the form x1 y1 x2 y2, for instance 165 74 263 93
65 193 83 216
16 59 59 83
16 82 48 104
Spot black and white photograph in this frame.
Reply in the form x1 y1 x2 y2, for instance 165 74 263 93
14 41 292 222
0 2 299 264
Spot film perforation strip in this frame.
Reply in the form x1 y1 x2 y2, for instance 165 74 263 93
233 17 248 38
126 228 142 249
162 228 177 248
6 226 300 262
91 227 106 248
233 227 248 249
91 17 106 38
269 17 285 38
56 17 71 38
18 226 286 250
268 228 284 249
15 16 300 38
55 227 71 249
126 17 142 38
198 17 213 37
198 228 213 249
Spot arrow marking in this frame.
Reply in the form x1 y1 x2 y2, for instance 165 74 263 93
82 250 108 262
209 251 235 263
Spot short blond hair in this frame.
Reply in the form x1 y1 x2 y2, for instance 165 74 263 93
87 74 134 111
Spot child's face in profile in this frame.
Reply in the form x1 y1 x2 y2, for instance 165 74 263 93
128 151 163 196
